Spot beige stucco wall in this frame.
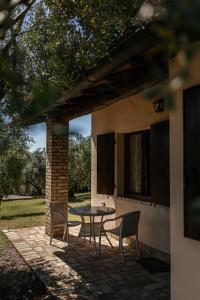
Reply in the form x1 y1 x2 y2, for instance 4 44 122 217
91 45 200 299
170 52 200 300
91 93 170 254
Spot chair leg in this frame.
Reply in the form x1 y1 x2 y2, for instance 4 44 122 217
119 237 125 263
63 224 67 240
71 221 83 250
104 231 114 248
66 227 70 249
136 234 141 257
50 228 53 245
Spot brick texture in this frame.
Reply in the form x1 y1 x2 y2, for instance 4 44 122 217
45 119 69 236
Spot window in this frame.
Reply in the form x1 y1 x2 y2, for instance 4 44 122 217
125 130 150 198
95 122 169 206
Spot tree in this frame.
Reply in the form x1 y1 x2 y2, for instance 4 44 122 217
0 1 200 130
68 135 91 197
0 125 31 201
0 0 147 126
1 0 200 127
22 148 46 196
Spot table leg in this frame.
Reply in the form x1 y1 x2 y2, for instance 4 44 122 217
80 216 86 240
82 216 86 240
89 216 92 243
91 215 97 255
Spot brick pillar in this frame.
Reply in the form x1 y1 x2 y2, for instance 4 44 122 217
45 118 69 236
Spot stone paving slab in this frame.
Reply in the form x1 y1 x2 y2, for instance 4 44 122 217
3 226 170 300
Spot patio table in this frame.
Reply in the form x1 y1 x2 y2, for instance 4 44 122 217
69 205 115 254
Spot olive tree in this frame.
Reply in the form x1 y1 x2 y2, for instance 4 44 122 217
69 135 91 198
0 124 31 201
22 148 46 196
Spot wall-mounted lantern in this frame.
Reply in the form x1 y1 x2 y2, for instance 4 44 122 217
153 99 165 113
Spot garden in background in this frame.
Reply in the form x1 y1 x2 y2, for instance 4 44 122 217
0 132 91 299
0 132 91 247
0 133 91 200
0 192 91 299
0 192 91 250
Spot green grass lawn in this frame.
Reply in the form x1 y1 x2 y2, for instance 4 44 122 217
0 192 91 250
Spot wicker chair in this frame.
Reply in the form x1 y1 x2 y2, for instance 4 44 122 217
98 211 141 262
49 202 83 248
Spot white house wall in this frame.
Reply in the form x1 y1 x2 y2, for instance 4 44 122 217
91 93 170 254
170 51 200 300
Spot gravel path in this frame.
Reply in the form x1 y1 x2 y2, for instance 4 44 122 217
0 241 51 300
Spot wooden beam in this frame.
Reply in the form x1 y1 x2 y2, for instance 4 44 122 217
54 76 161 121
57 26 158 105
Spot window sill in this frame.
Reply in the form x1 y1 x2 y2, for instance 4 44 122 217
116 194 170 209
118 194 151 202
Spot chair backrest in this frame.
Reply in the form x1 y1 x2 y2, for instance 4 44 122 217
50 202 66 225
68 204 76 213
120 211 140 238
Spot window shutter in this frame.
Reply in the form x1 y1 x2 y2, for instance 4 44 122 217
184 85 200 240
97 133 115 195
150 120 170 207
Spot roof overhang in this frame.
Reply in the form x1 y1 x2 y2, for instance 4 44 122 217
25 22 170 125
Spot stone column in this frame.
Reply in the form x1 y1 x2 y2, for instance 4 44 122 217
45 118 69 236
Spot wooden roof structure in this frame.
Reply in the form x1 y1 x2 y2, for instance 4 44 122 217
35 23 169 123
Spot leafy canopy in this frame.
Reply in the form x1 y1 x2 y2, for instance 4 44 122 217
0 124 31 198
69 134 91 197
1 0 149 123
22 148 46 196
1 0 200 124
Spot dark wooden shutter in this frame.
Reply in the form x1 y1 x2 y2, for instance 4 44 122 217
97 133 115 195
184 85 200 240
150 120 170 206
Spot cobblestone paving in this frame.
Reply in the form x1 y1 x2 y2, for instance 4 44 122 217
3 226 170 300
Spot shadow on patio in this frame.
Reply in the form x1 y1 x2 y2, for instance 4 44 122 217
3 226 170 300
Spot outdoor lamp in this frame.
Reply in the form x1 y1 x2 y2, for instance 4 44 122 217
153 99 164 113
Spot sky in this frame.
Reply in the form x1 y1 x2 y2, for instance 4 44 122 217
28 114 91 151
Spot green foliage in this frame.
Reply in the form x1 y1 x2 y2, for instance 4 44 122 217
144 0 200 102
0 0 146 124
1 1 200 124
69 134 91 197
0 125 31 198
22 148 46 196
23 0 144 86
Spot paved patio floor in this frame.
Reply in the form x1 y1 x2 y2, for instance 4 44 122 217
3 226 170 300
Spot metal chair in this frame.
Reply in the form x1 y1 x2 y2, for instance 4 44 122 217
99 211 141 262
49 202 83 248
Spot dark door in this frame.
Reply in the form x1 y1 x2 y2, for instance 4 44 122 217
150 120 170 207
184 85 200 240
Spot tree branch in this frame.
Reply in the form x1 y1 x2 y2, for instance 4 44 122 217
11 0 36 27
0 0 36 38
1 0 36 56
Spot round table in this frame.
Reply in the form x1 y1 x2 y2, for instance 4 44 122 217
69 205 115 254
